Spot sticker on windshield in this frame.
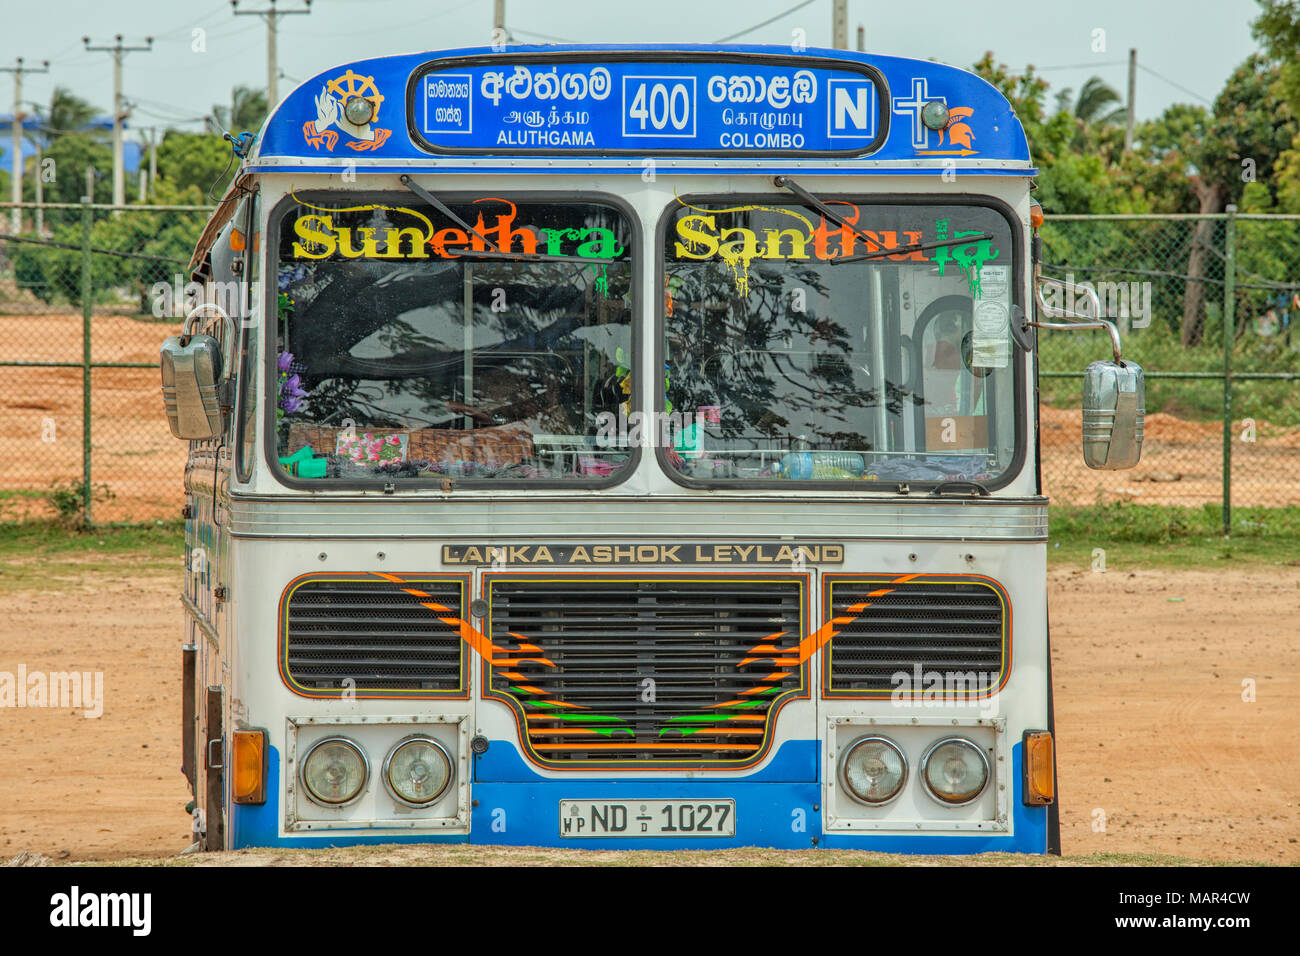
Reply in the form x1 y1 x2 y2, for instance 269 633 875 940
971 269 1010 368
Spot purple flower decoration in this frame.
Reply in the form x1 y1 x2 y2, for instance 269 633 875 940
276 351 309 418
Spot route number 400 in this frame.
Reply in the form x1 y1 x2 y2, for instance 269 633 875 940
627 80 692 133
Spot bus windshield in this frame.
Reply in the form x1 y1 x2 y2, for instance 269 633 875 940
660 199 1019 486
271 195 634 484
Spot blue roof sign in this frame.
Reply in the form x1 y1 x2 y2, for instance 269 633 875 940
409 53 886 156
255 44 1031 170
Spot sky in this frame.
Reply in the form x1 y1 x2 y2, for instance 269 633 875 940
0 0 1269 142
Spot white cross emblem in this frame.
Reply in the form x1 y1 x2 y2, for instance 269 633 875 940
892 78 945 150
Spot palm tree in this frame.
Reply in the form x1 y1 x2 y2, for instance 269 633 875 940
37 87 99 144
1057 76 1127 126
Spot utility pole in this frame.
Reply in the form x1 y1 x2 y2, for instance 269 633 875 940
146 127 157 184
84 34 152 208
494 0 506 35
232 0 312 110
832 0 848 49
1 57 50 233
1124 48 1136 152
34 139 44 234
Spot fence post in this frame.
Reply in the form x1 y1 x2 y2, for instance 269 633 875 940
1222 204 1237 536
81 172 94 525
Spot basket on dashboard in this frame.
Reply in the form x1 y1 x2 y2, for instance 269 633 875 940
285 422 534 468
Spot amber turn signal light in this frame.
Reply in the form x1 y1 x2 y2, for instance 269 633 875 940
1029 199 1044 229
232 729 267 805
1023 730 1054 806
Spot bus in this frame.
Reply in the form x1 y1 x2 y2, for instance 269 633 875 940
161 41 1143 853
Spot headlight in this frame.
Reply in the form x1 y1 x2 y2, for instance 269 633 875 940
920 737 990 806
343 95 375 125
300 736 368 807
383 735 453 807
839 735 908 806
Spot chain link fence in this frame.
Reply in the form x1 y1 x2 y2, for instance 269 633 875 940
1039 212 1300 523
0 200 211 524
1 203 1298 525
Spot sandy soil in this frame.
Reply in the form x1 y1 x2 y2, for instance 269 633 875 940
0 312 186 523
0 561 1296 865
1039 405 1300 507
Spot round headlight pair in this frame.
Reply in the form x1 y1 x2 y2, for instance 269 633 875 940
299 735 453 809
839 735 990 807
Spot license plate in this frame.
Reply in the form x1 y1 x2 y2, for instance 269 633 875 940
559 800 736 838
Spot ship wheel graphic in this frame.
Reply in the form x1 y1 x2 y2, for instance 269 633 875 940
327 69 384 119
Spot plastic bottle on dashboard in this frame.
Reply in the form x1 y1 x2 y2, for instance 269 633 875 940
778 451 866 479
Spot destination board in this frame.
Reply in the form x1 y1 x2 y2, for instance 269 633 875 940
408 54 887 156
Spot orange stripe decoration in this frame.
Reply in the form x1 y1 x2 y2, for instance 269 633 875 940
787 571 923 665
370 571 515 665
735 631 793 666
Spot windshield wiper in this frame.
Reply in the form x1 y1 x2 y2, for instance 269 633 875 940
773 175 993 265
400 175 615 265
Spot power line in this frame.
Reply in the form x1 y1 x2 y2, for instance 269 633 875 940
232 0 313 107
714 0 820 44
1137 63 1212 105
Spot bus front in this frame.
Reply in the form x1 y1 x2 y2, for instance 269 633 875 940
168 43 1134 853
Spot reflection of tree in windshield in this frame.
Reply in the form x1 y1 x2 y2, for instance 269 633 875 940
274 200 633 480
667 255 896 449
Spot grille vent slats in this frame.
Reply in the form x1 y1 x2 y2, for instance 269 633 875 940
285 580 463 692
827 581 1006 692
490 579 804 764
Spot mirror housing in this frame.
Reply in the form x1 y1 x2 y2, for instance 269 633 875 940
1082 359 1145 470
160 307 232 440
1031 273 1146 471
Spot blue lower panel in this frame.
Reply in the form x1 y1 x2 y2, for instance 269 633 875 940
230 745 468 849
821 743 1049 854
229 740 1049 853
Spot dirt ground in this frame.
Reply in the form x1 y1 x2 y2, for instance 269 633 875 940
3 312 1299 520
0 311 187 524
0 560 1296 865
1039 405 1300 507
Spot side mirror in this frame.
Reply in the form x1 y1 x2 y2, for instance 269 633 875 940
1031 274 1146 471
1082 360 1145 470
161 307 232 440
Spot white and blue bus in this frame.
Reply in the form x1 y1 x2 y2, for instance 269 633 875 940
163 41 1143 853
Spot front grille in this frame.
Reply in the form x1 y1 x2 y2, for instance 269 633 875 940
825 577 1007 695
283 577 465 695
488 577 805 766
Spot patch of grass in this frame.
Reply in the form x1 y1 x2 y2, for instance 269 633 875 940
1049 503 1300 568
0 520 183 590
